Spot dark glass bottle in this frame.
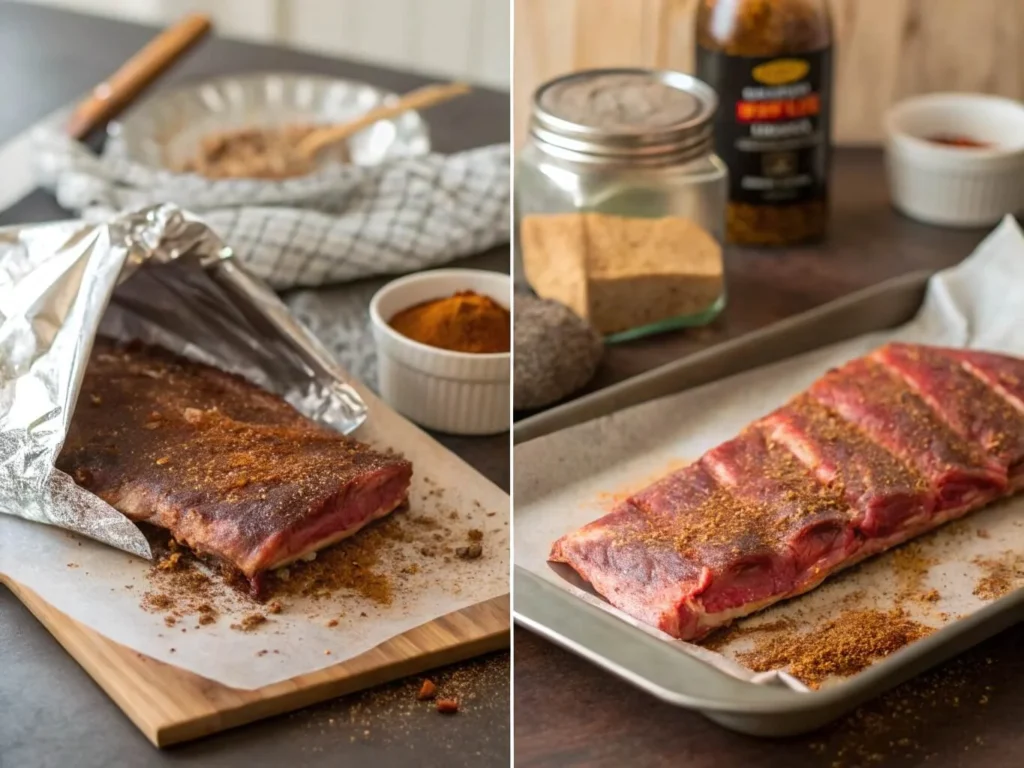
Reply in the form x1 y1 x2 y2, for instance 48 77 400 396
696 0 833 246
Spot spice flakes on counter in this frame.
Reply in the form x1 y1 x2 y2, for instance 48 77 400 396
807 652 1001 767
388 291 510 354
435 698 460 715
417 679 438 701
284 653 508 750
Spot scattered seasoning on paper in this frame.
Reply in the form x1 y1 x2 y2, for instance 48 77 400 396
972 551 1024 601
134 488 500 655
140 538 228 627
889 541 941 604
736 608 934 688
267 518 403 605
231 613 268 632
700 618 798 652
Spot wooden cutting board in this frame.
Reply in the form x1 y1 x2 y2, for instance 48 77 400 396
2 574 508 747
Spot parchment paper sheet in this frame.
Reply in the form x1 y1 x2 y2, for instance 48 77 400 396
0 382 509 690
515 215 1024 687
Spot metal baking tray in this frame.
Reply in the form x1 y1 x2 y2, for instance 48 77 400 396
512 270 1024 736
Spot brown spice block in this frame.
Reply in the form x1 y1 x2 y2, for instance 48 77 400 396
520 212 723 335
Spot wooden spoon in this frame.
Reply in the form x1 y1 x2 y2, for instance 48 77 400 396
65 13 213 140
295 81 471 160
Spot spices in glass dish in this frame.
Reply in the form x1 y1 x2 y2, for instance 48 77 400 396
926 134 991 149
517 68 727 340
177 124 349 179
388 291 510 354
696 0 833 246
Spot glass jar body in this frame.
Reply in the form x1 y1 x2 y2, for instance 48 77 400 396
516 144 728 340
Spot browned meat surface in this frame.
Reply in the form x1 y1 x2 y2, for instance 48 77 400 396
57 339 412 592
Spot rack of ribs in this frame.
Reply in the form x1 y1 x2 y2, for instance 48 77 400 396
550 343 1024 641
57 339 412 596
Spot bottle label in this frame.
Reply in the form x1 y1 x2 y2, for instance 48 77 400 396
697 46 831 206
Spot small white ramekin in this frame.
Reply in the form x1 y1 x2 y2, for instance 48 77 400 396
370 269 510 436
884 93 1024 227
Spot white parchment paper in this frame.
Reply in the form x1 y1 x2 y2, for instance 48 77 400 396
515 215 1024 686
0 383 509 690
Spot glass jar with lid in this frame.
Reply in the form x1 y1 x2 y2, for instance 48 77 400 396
516 68 727 342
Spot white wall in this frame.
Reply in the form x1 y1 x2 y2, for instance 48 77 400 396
22 0 511 89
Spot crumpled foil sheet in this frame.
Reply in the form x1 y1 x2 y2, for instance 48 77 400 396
0 204 367 559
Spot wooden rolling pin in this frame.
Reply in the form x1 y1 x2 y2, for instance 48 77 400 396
296 81 471 160
65 13 213 140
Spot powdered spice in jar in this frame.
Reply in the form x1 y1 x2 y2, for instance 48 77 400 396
389 291 510 354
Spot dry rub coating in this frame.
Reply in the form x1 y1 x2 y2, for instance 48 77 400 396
57 339 412 592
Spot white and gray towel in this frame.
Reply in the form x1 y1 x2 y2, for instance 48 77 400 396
32 128 510 391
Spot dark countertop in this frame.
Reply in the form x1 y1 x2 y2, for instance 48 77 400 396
513 151 1024 766
0 3 509 767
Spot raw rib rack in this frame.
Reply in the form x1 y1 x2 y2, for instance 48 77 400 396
551 343 1024 641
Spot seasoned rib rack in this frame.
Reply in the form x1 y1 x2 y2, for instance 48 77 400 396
550 343 1024 641
57 339 412 595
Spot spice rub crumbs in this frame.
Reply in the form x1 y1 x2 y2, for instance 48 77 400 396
972 551 1024 601
736 608 934 688
232 613 267 632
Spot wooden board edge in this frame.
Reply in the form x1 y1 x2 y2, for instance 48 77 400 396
3 575 509 748
156 596 511 746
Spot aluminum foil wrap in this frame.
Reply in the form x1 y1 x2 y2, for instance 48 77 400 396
0 204 367 559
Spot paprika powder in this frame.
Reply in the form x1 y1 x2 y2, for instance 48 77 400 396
389 291 510 354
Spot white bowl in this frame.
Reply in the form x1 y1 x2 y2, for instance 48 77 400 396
884 93 1024 227
370 269 511 436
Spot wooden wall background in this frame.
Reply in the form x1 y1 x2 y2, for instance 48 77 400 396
514 0 1024 146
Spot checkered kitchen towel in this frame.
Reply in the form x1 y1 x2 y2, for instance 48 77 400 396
33 128 510 291
31 127 509 394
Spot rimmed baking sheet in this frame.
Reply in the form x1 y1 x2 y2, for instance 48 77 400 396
514 216 1024 735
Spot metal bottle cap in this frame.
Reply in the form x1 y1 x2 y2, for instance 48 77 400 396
530 68 717 164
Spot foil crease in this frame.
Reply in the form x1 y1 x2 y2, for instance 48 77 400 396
0 204 367 559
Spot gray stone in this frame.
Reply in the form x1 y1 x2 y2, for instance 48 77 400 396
514 294 603 410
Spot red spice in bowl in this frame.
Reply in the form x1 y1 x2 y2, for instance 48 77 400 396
926 134 992 149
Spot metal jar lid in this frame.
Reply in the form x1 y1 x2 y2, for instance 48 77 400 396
530 68 718 165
